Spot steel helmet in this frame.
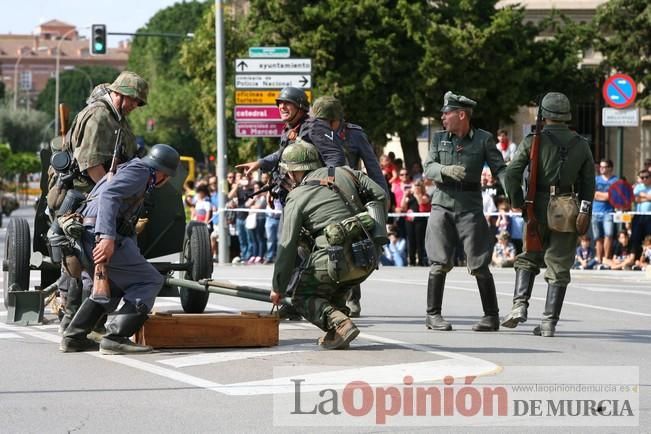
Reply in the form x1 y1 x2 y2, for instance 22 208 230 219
108 71 149 106
142 144 180 177
279 139 322 172
541 92 571 121
312 96 344 120
275 87 310 112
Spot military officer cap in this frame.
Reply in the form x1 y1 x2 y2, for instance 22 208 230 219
441 91 477 113
541 92 571 121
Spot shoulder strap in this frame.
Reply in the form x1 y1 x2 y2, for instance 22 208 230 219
543 131 580 190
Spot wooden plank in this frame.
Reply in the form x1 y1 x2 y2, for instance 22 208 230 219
135 312 279 349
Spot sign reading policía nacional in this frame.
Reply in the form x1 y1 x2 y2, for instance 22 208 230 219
235 74 311 89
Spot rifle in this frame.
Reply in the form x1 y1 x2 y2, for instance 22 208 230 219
523 98 544 253
59 103 70 138
246 168 291 207
106 128 123 182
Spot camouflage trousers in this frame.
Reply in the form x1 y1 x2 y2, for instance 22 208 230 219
291 269 352 332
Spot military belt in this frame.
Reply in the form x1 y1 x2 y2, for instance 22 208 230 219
537 185 574 195
82 217 96 227
436 181 481 192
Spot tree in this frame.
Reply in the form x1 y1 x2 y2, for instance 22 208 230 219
35 66 121 121
127 1 211 159
0 107 51 153
5 152 40 178
594 0 651 108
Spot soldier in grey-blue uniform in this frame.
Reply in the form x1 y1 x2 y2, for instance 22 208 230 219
423 91 507 332
60 144 180 354
311 95 389 317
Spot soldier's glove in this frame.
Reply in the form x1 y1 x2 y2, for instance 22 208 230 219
575 200 591 235
135 218 149 235
441 165 466 182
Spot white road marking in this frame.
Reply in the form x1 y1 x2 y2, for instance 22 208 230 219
0 332 22 339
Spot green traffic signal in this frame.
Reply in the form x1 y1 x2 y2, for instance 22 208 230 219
91 24 107 55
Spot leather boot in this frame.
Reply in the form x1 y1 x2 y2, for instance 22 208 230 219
501 269 536 328
473 274 500 331
346 285 362 318
533 284 567 337
60 299 105 352
100 302 153 355
58 276 82 335
425 272 452 331
319 308 359 350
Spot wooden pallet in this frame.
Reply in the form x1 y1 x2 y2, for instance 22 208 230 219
135 311 279 349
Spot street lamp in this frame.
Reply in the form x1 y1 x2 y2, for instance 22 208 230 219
55 27 86 135
13 46 47 110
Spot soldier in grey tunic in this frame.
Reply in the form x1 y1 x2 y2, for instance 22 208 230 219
423 91 506 332
60 144 179 354
501 92 595 337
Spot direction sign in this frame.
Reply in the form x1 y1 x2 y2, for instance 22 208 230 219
235 58 311 73
602 107 639 127
234 105 281 121
235 90 312 105
235 122 285 138
235 74 311 89
248 46 290 58
603 74 637 109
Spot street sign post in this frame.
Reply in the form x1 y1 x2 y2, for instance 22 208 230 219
603 73 637 109
234 106 282 121
248 46 290 58
235 58 311 73
235 122 285 138
235 90 312 105
235 74 311 89
602 107 639 127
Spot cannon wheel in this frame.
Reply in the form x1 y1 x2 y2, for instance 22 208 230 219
3 217 31 308
179 222 213 313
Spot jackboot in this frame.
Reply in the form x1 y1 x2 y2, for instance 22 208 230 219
99 302 152 355
60 299 105 352
425 272 452 331
501 269 536 328
58 276 82 335
346 285 362 318
472 274 500 331
533 284 567 337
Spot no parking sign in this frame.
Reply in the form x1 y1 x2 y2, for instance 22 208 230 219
602 74 637 109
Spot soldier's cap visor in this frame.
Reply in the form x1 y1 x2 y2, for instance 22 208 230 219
441 101 475 112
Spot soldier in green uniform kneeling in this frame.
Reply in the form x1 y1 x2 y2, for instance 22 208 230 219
269 140 388 349
501 92 595 337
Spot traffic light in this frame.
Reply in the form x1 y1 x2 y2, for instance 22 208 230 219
90 24 107 55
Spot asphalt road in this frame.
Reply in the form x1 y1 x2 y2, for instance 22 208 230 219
0 204 648 433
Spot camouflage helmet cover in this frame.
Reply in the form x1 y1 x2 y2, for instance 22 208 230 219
541 92 571 121
108 71 149 106
279 138 323 172
275 87 310 112
312 96 344 120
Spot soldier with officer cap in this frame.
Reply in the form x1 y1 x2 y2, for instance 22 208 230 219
422 91 507 332
311 95 389 317
502 92 594 337
60 144 180 354
269 139 388 349
55 70 149 335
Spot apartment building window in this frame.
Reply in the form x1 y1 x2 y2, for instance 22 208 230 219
19 70 32 91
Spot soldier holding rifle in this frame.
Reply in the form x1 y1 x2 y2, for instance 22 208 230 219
423 91 506 332
60 144 179 354
502 92 595 337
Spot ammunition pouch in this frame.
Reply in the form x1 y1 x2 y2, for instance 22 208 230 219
547 193 579 233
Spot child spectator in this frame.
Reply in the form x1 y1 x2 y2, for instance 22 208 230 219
573 235 598 270
494 196 512 235
492 231 516 267
380 226 407 267
190 184 212 224
602 230 636 270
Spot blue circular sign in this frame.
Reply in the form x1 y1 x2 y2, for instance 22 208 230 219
603 74 637 109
